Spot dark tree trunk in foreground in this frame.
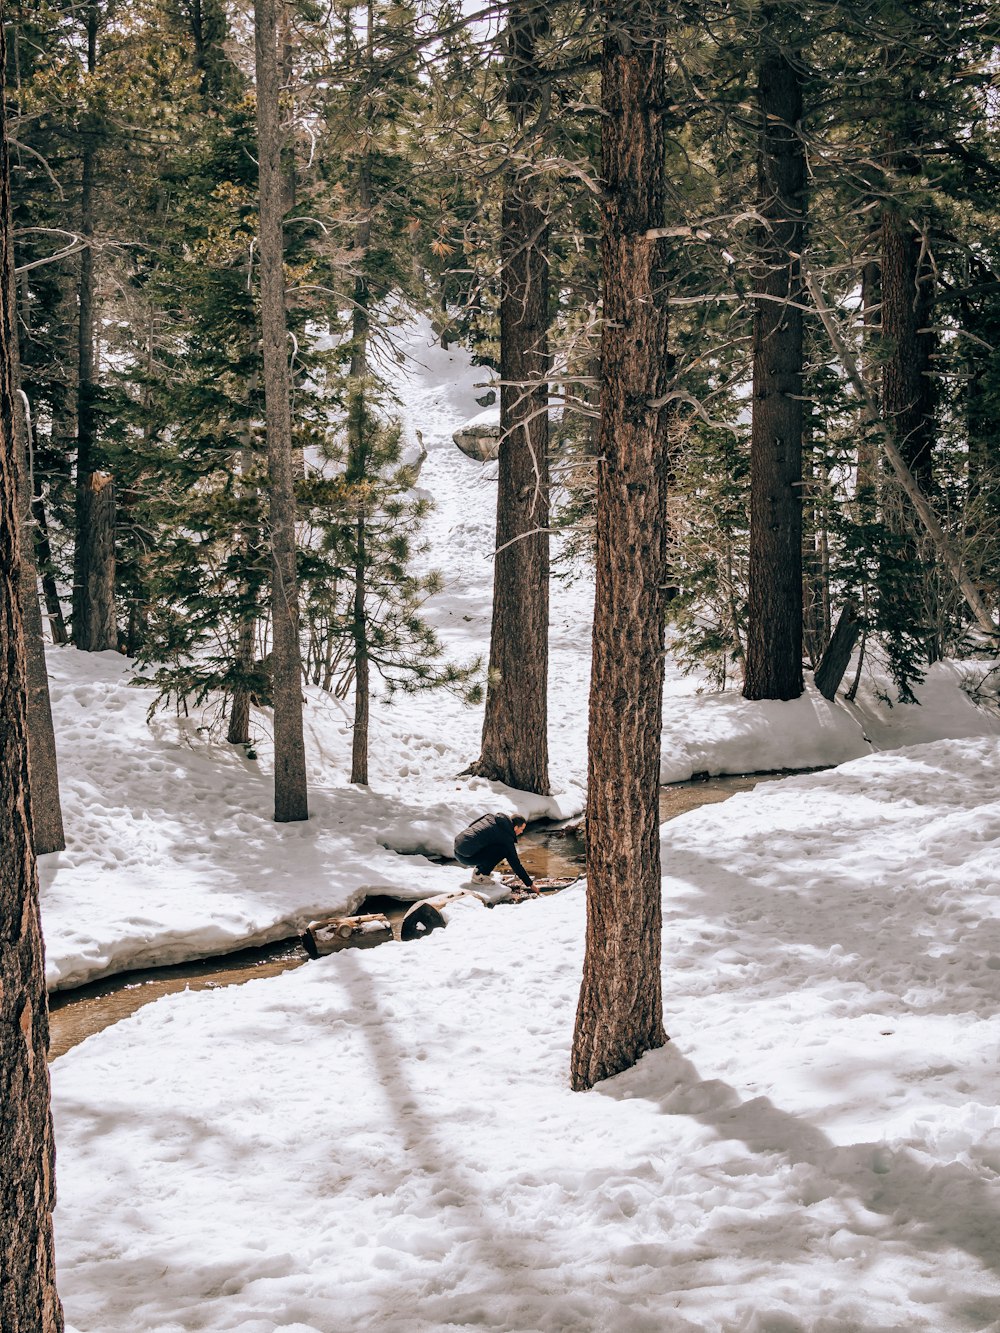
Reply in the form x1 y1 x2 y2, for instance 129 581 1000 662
571 1 670 1092
0 30 65 1324
72 3 117 654
468 0 550 796
254 0 308 821
744 17 805 702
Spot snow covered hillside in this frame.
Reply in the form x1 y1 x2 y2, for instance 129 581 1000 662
42 320 1000 1332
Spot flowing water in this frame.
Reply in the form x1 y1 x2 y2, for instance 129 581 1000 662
48 770 801 1058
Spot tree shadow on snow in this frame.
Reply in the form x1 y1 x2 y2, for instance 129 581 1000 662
295 949 579 1327
663 842 1000 1025
598 1044 1000 1326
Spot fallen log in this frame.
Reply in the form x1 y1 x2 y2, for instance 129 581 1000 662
302 912 393 959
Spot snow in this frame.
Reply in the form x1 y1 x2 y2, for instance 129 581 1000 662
40 317 1000 1331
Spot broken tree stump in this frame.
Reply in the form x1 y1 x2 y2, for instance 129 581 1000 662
397 899 448 941
814 601 863 700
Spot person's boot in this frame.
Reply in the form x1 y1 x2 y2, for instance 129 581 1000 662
470 870 496 886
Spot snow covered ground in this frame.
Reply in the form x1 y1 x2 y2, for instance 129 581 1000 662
41 319 1000 1330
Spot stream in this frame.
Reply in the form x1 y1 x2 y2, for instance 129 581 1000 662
48 770 798 1059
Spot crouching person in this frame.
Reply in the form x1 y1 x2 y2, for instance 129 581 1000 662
453 811 535 893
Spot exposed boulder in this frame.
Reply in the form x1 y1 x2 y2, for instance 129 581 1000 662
453 407 502 462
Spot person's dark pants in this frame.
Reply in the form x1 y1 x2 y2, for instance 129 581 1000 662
454 841 507 876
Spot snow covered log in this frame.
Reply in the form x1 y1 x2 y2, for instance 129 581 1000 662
302 913 393 958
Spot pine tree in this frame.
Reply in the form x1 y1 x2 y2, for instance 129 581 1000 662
571 0 671 1093
254 0 308 821
467 0 551 796
743 4 805 702
71 0 117 652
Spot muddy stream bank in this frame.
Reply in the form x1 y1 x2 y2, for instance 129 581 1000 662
48 771 797 1059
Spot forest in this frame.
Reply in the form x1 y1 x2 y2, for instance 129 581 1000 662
2 0 1000 1329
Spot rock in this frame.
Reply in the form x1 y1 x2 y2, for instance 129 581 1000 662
453 407 502 462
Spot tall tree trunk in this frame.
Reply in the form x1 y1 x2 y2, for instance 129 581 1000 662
13 391 65 855
744 13 805 702
467 0 550 796
76 470 116 650
347 12 373 786
881 210 934 488
0 30 64 1324
31 482 68 645
226 618 253 746
880 206 937 661
72 2 116 654
13 264 67 647
227 436 257 748
571 0 671 1093
254 0 308 822
857 257 881 504
802 437 830 671
351 512 369 784
880 88 937 662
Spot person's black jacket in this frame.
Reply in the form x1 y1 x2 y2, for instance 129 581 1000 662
453 812 532 888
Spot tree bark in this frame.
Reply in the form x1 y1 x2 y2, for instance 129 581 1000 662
881 208 934 488
351 512 369 785
744 13 805 702
75 470 116 651
813 601 862 701
254 0 308 822
227 439 257 748
72 2 116 654
13 395 65 855
468 0 550 796
0 29 65 1324
857 257 881 505
571 0 670 1092
879 89 938 659
31 483 68 646
347 27 373 786
801 420 830 670
226 609 254 747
